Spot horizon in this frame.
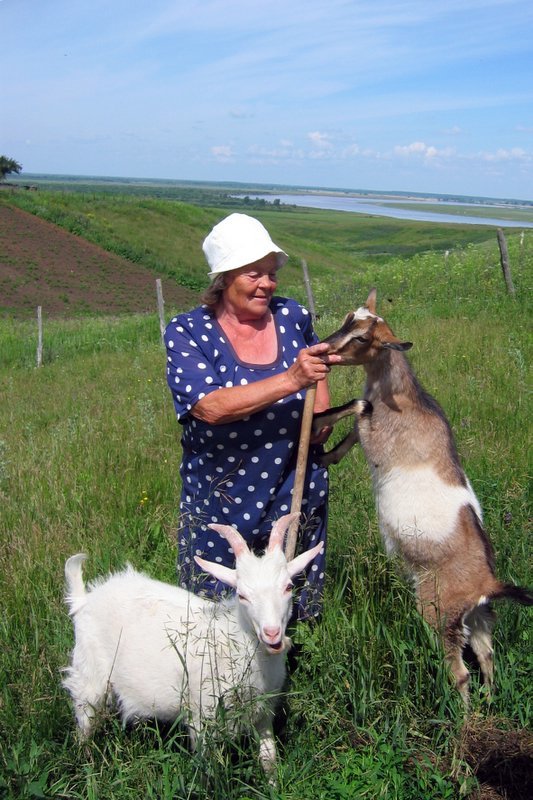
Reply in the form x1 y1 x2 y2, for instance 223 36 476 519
13 171 533 206
2 1 532 201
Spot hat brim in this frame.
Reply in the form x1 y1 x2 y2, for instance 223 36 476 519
207 248 288 279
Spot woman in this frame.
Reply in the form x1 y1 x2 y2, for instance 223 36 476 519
164 213 339 619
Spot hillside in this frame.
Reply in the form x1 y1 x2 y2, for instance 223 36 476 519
1 185 515 323
0 205 199 319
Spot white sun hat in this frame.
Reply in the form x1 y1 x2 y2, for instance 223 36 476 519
202 213 289 278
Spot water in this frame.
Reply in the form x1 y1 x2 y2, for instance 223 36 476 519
239 193 533 228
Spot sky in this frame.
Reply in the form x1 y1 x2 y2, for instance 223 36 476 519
1 0 533 200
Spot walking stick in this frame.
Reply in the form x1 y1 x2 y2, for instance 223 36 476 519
285 382 317 561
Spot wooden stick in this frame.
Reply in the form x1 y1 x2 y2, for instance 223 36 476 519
36 306 43 368
301 259 316 322
156 278 166 344
496 228 516 296
285 383 317 561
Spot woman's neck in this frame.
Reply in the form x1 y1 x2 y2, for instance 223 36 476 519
216 304 272 331
215 307 279 364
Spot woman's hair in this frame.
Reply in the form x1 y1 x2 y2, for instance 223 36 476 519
201 273 227 308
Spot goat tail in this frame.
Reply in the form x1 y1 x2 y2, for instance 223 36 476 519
65 553 88 614
490 582 533 606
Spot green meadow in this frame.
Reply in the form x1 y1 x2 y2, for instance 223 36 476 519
0 186 531 799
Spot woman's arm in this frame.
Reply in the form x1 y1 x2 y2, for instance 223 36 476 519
192 342 340 425
314 374 332 414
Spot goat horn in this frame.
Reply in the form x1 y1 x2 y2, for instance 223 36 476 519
268 512 300 552
207 523 249 557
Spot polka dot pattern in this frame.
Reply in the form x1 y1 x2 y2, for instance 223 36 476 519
164 296 328 619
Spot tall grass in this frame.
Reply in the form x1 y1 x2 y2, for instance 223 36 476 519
0 314 162 370
0 208 531 798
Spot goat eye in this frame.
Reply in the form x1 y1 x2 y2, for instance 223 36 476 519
354 336 369 344
285 584 293 593
237 593 249 602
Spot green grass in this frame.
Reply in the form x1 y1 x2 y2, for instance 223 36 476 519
2 184 522 306
0 195 531 798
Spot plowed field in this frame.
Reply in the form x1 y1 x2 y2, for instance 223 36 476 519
0 204 198 318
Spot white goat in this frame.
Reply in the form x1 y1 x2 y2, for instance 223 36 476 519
62 512 321 774
314 289 532 700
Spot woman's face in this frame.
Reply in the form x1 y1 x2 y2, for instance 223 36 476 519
221 253 279 320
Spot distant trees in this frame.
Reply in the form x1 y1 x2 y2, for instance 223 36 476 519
0 156 22 181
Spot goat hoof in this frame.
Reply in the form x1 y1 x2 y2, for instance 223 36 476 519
352 399 372 416
362 400 373 415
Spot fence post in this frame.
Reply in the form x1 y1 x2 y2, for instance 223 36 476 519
301 259 316 321
36 306 43 367
156 279 165 345
496 228 515 296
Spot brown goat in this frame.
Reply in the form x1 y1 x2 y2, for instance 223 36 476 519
315 289 532 700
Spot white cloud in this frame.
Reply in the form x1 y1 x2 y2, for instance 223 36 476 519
308 131 333 149
393 141 455 161
242 136 533 175
394 141 430 157
211 145 234 162
480 147 529 163
246 143 305 164
341 143 361 157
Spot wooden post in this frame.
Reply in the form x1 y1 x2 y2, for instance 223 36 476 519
497 228 515 296
285 383 317 561
156 279 166 344
36 306 43 368
301 259 316 321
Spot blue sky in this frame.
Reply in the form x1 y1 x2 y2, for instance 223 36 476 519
2 0 532 200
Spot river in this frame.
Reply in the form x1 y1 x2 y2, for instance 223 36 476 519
239 193 533 228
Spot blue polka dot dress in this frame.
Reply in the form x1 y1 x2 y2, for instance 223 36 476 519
164 296 328 619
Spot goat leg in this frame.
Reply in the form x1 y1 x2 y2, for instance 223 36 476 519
312 398 372 433
257 718 278 785
320 428 360 467
313 399 372 467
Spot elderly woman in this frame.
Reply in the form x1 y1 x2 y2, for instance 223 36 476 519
164 213 339 619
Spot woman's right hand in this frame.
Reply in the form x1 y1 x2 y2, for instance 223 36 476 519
287 343 342 390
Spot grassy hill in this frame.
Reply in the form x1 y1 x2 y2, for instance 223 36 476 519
1 185 517 315
0 188 531 799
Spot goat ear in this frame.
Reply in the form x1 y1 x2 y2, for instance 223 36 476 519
268 512 300 552
365 288 377 314
382 340 413 351
194 555 237 588
287 541 323 579
208 523 249 558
